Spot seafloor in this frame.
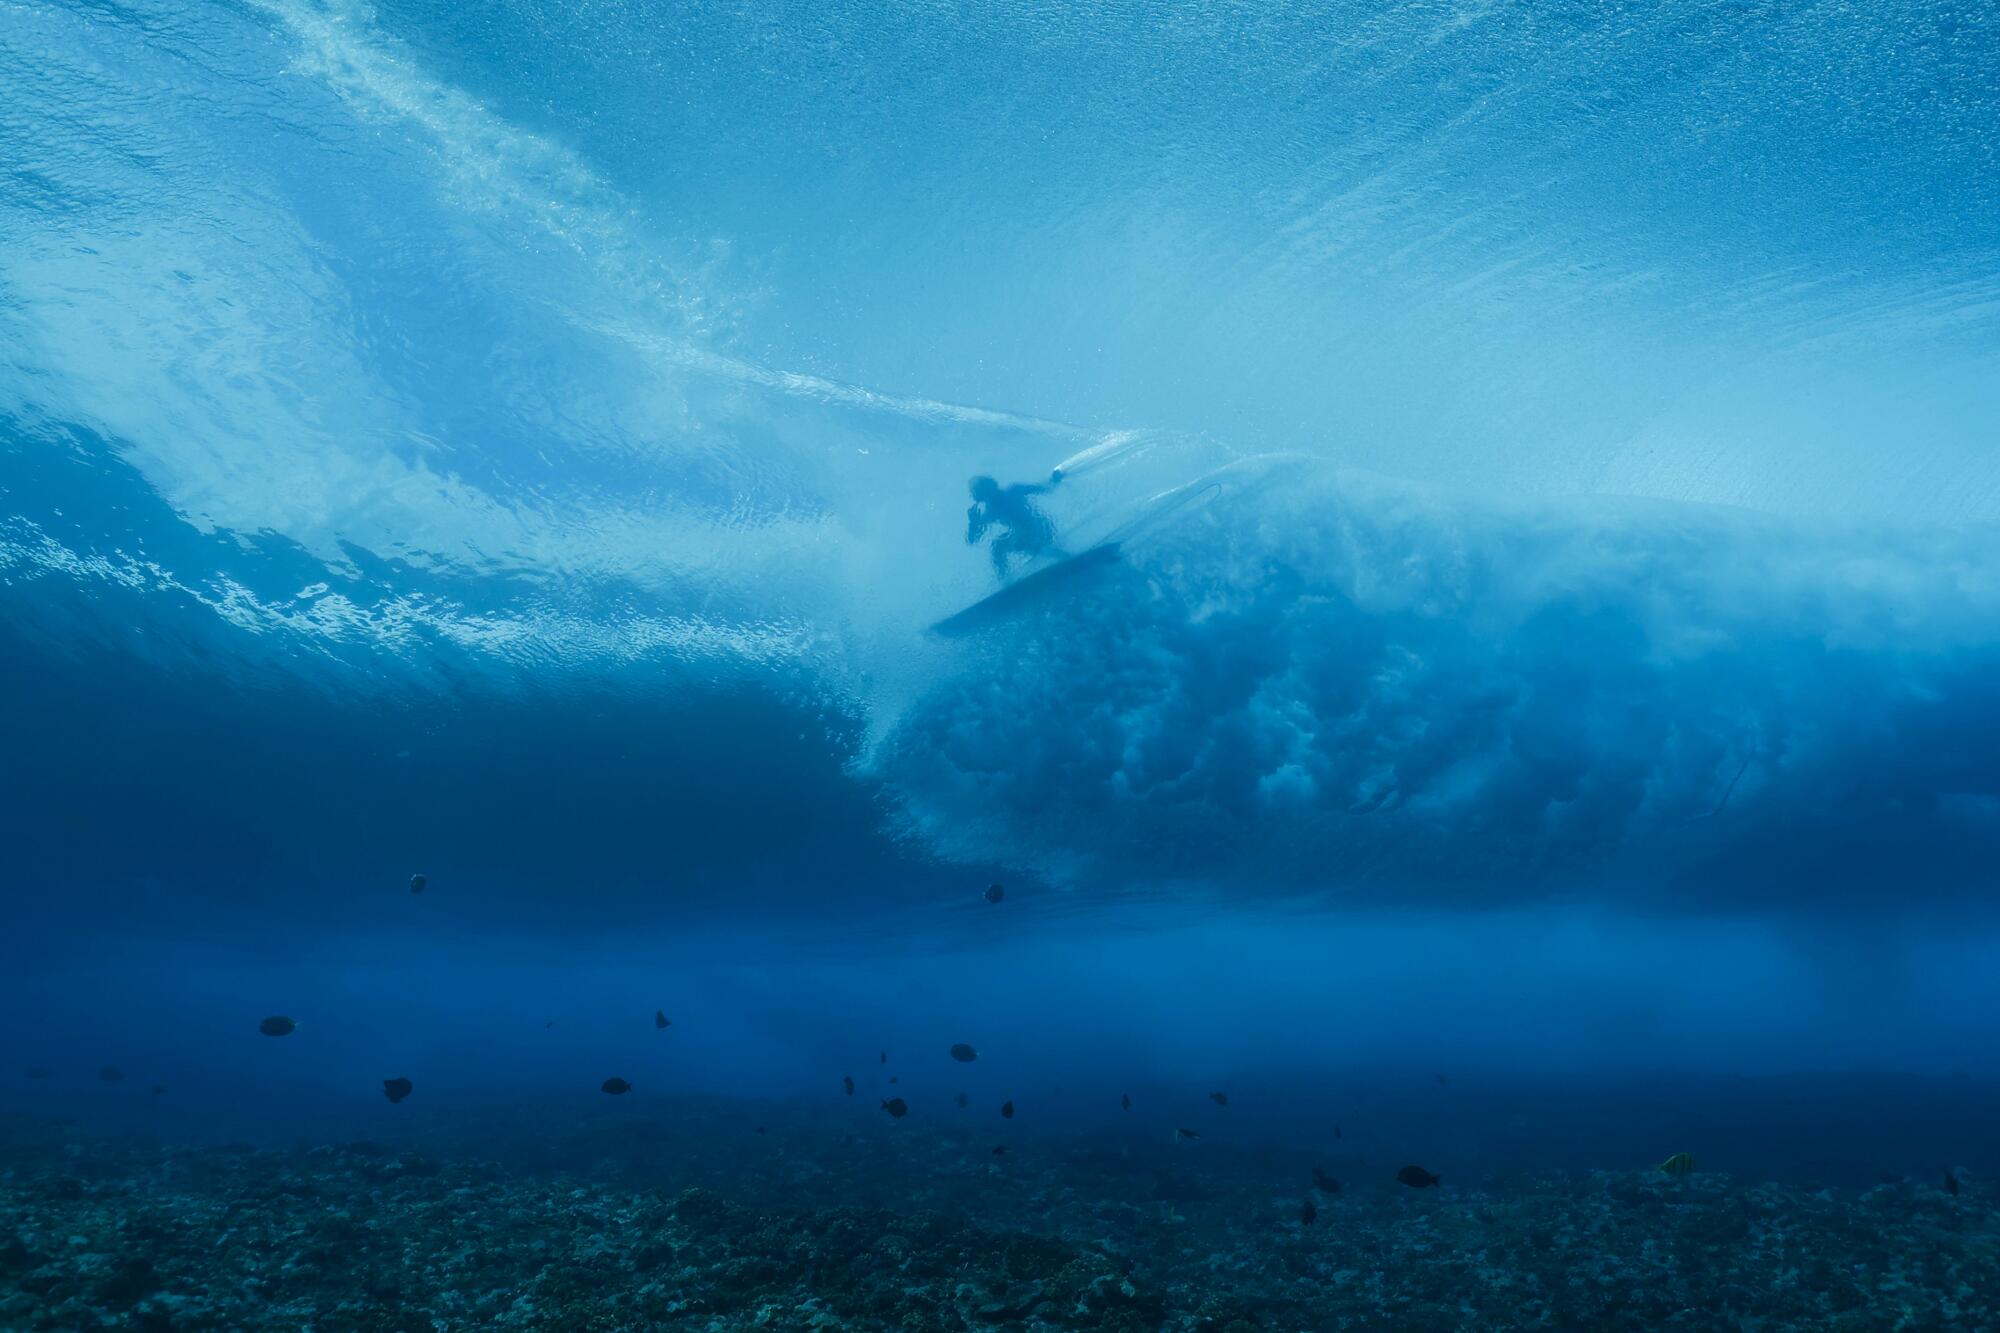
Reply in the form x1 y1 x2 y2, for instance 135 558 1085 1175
1 1106 1991 1332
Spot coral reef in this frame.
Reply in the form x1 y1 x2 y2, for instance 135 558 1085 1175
0 1111 1991 1330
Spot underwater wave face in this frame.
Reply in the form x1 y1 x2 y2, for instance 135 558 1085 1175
3 0 1998 926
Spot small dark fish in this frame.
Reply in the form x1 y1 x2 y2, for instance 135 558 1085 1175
1121 1093 1131 1111
991 1145 1008 1156
24 1068 51 1079
889 1075 899 1084
1945 1170 1960 1197
881 1098 908 1119
1299 1198 1317 1226
984 883 1004 904
880 1050 888 1064
1397 1165 1441 1188
1000 1100 1015 1119
755 1125 766 1135
382 1077 414 1104
950 1043 978 1063
843 1075 855 1096
1334 1125 1342 1139
1435 1073 1449 1086
101 1066 124 1082
1175 1127 1199 1142
258 1016 297 1037
1658 1153 1695 1178
1210 1091 1228 1107
409 874 426 895
955 1091 969 1109
655 1010 670 1029
545 1021 554 1028
150 1085 167 1096
1312 1167 1342 1195
601 1077 633 1095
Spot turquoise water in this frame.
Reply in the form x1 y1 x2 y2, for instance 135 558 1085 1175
2 1 1999 1326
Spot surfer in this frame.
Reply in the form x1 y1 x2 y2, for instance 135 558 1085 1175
966 473 1063 580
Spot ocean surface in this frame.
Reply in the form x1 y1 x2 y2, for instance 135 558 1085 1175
3 0 1999 1328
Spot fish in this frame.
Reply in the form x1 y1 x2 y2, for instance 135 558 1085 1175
1435 1074 1449 1086
1209 1091 1228 1107
889 1076 899 1084
101 1066 124 1082
843 1075 855 1096
755 1125 766 1135
1312 1167 1341 1195
1299 1199 1317 1226
24 1068 51 1079
1397 1165 1441 1188
545 1021 554 1028
955 1091 969 1109
409 874 426 894
1944 1170 1960 1196
881 1098 908 1119
1121 1093 1131 1111
950 1043 978 1063
382 1077 414 1104
880 1051 888 1064
984 884 1004 904
150 1085 167 1096
1333 1125 1342 1140
991 1145 1008 1156
1001 1100 1015 1119
258 1016 297 1037
1658 1153 1695 1178
601 1077 633 1095
1175 1127 1199 1143
655 1010 670 1029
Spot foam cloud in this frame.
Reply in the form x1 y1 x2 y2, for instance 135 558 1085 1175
875 464 2000 910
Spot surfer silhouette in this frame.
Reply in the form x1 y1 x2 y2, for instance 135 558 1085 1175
967 473 1063 581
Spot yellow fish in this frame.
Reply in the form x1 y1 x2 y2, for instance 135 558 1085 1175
1659 1152 1696 1177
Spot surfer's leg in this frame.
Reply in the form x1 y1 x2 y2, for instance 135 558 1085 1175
991 533 1020 580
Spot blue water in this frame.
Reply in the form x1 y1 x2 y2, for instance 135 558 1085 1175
4 0 2000 1257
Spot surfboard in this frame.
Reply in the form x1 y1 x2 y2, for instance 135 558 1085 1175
928 542 1123 638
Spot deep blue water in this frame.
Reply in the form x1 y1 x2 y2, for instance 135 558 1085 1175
4 0 2000 1186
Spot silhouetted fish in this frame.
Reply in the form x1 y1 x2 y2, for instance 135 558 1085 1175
101 1066 124 1082
881 1098 908 1119
409 874 426 895
950 1043 978 1063
601 1077 633 1095
880 1051 887 1064
655 1010 670 1029
1945 1170 1960 1196
383 1077 413 1104
1397 1165 1440 1187
984 884 1004 903
843 1075 855 1096
1312 1167 1341 1195
955 1091 968 1109
258 1016 297 1037
755 1125 766 1135
1121 1093 1131 1111
1175 1127 1199 1142
1299 1198 1317 1226
889 1076 898 1084
1435 1073 1449 1086
150 1085 166 1096
1209 1091 1228 1107
1659 1153 1695 1178
1001 1100 1015 1119
24 1068 51 1079
1334 1125 1342 1139
991 1145 1008 1156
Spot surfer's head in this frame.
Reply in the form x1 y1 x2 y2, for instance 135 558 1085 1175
969 475 1000 502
